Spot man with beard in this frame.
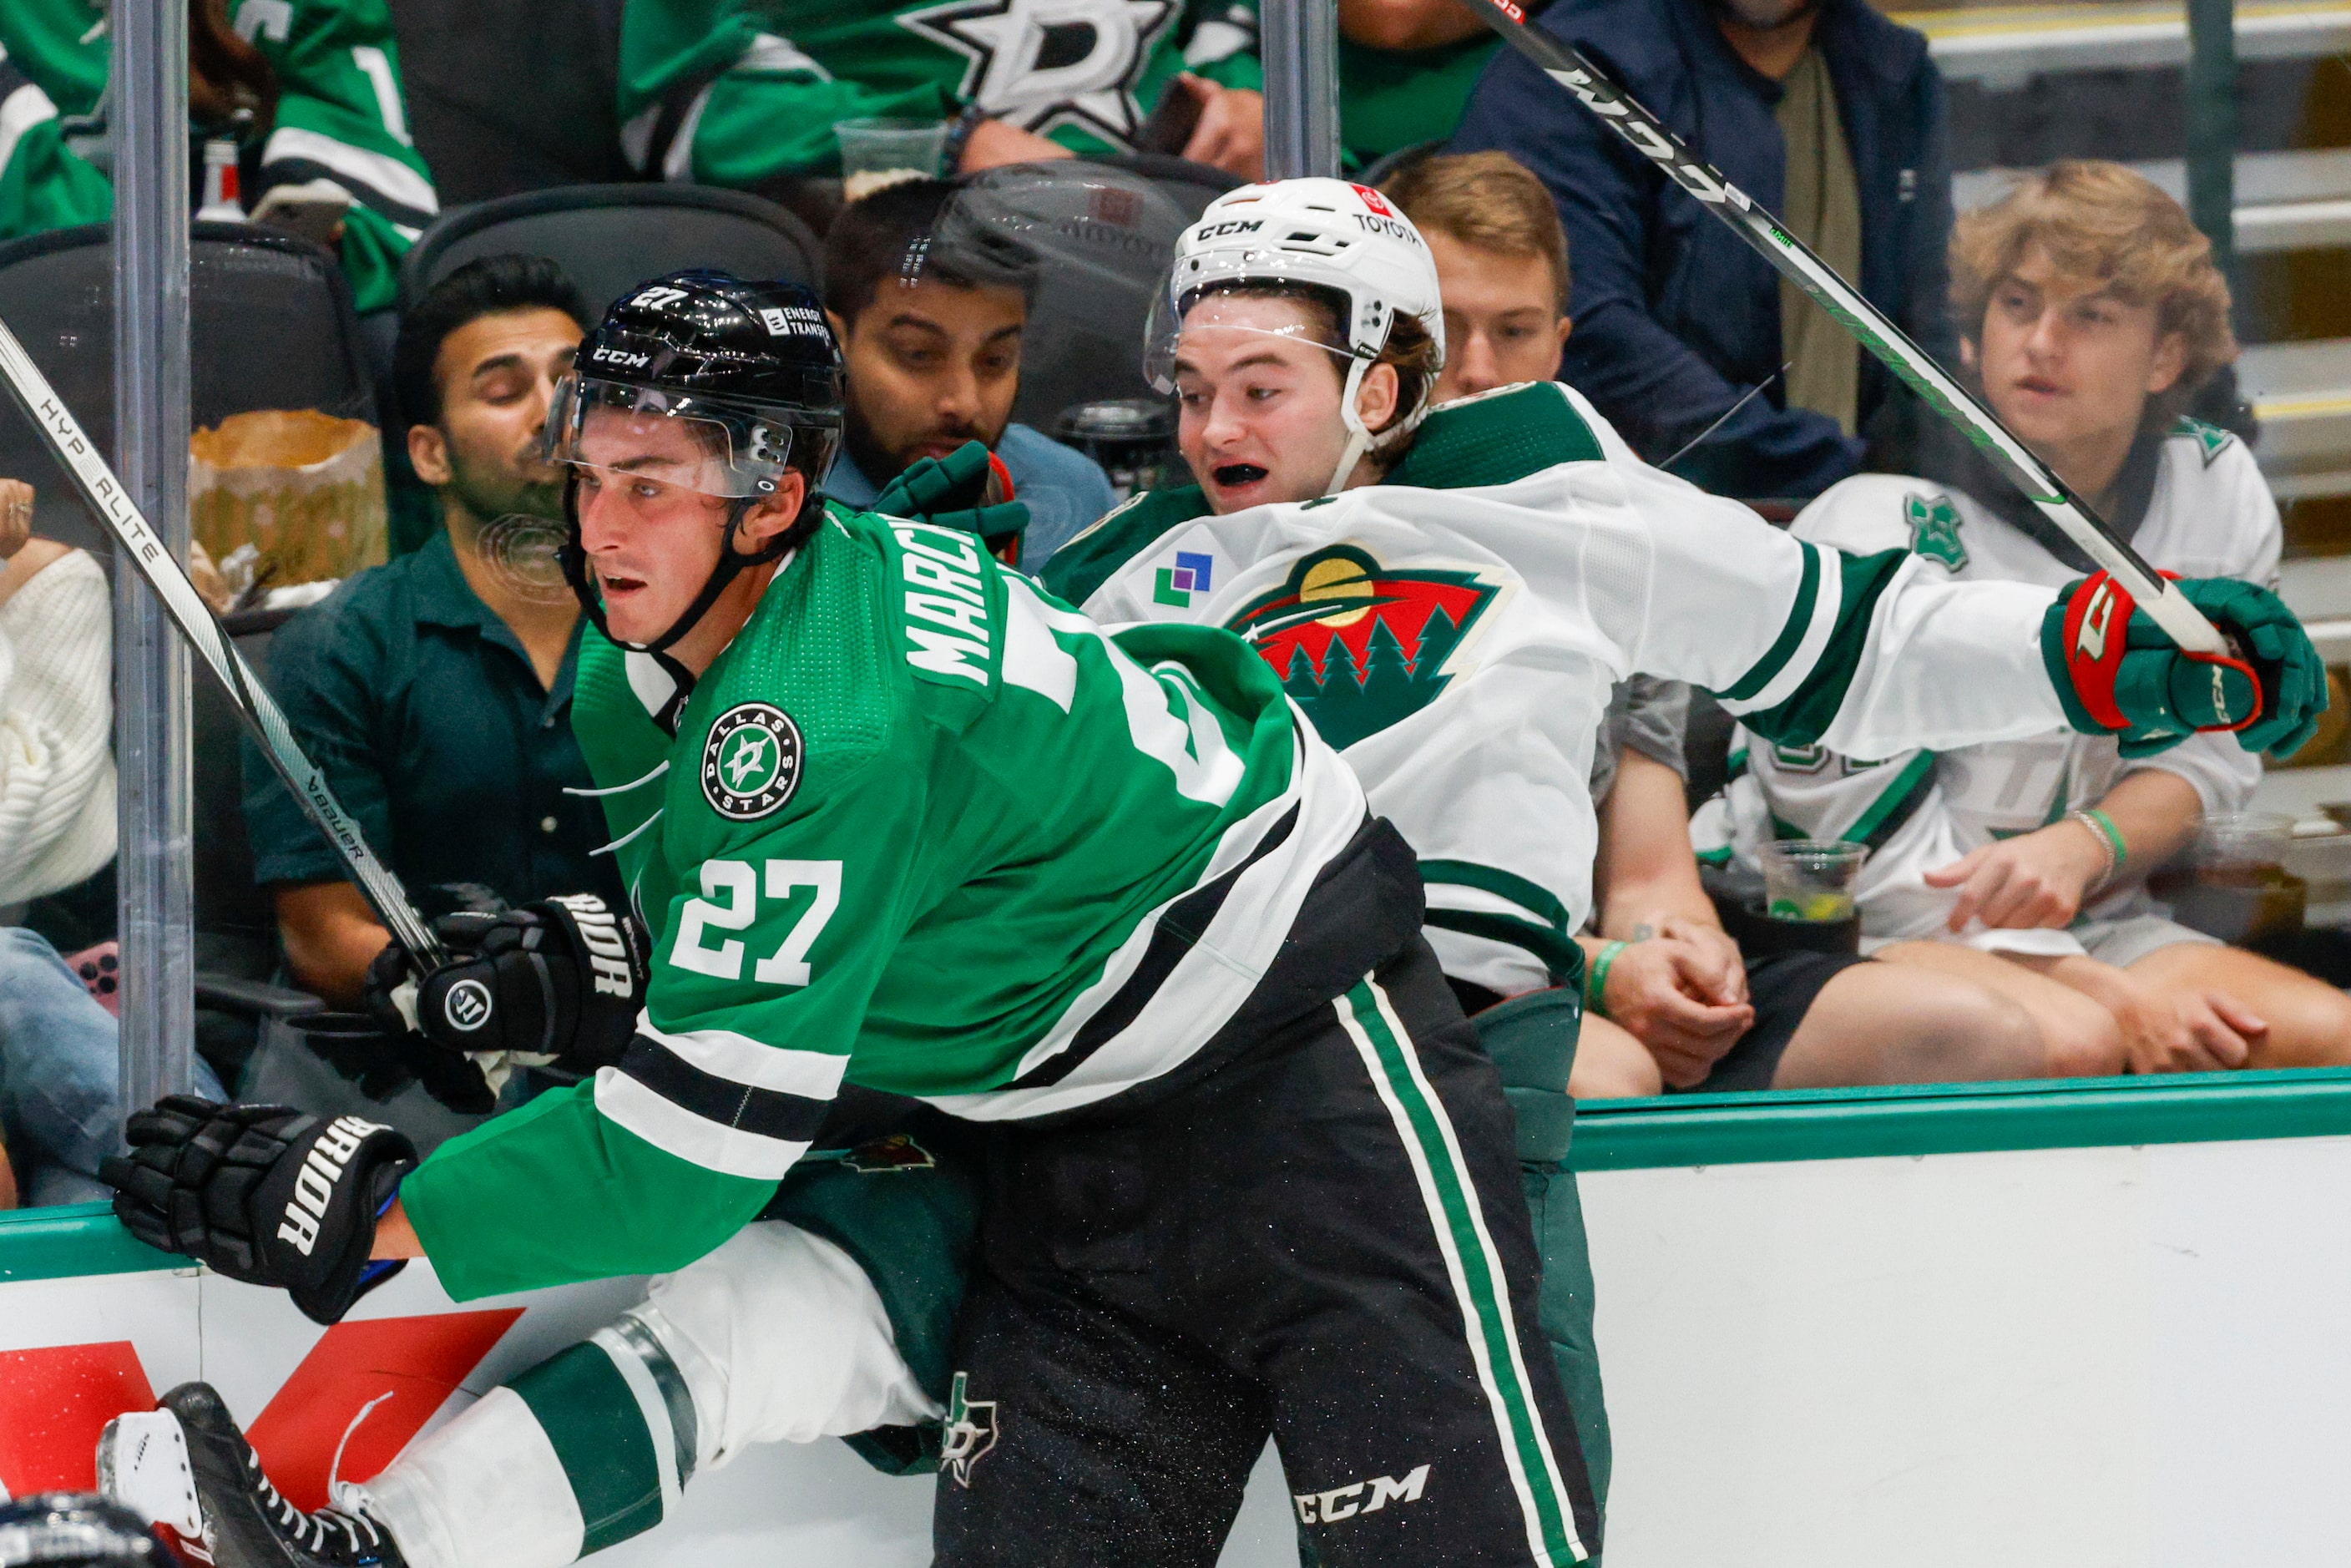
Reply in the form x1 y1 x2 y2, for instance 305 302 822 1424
820 178 1117 564
1450 0 1956 501
243 255 624 1009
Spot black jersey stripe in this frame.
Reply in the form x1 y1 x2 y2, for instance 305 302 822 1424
617 1032 833 1145
1009 802 1302 1090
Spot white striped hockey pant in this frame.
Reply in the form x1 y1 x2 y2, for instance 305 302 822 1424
933 935 1601 1566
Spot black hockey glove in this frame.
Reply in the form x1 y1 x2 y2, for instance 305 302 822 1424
99 1096 416 1325
365 893 650 1077
872 439 1029 559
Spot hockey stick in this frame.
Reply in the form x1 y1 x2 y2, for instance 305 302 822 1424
0 314 447 967
1452 0 2230 657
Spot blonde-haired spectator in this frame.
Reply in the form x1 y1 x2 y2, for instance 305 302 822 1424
1383 150 1573 402
1715 159 2351 1077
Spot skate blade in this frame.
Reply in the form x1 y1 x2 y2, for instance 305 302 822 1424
98 1409 208 1549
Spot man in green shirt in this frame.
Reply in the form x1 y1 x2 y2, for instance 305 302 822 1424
244 256 616 1012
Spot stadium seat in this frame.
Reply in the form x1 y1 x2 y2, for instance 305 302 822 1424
997 157 1240 432
0 222 377 554
397 184 823 316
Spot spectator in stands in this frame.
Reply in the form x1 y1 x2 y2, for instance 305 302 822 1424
1383 150 1574 398
1716 161 2351 1074
1337 0 1504 175
1373 163 2043 1095
0 479 225 1206
1450 0 1956 500
244 255 624 1007
822 179 1117 564
0 0 438 315
617 0 1265 186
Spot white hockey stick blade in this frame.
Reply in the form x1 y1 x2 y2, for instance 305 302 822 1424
0 311 446 965
1452 0 2229 657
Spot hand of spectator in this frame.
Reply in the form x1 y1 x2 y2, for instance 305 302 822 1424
1652 915 1748 1005
958 116 1077 171
2110 978 2265 1073
1924 821 2110 931
0 479 30 559
1178 78 1265 180
1601 935 1753 1088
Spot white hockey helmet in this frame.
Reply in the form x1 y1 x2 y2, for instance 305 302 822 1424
1144 177 1447 494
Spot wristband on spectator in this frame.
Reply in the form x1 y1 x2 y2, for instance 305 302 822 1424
2071 807 2127 889
1584 940 1629 1019
941 104 988 175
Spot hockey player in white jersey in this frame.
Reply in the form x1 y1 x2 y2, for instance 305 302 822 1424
1713 160 2351 1075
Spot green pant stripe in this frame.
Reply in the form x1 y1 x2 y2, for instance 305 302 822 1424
1342 980 1586 1565
509 1342 667 1556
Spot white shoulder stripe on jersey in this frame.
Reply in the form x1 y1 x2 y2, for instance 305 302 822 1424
1737 540 1843 714
594 1067 810 1181
635 1017 849 1102
260 126 439 216
0 82 60 177
1000 574 1082 712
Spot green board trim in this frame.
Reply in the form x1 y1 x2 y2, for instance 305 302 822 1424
13 1073 2351 1285
1570 1066 2351 1171
0 1201 184 1283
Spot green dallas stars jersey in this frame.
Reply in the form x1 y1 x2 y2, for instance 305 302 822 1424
400 500 1366 1300
1044 380 2079 997
618 0 1259 184
0 0 436 314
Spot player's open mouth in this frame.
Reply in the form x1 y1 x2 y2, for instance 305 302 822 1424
599 571 647 597
1213 463 1270 488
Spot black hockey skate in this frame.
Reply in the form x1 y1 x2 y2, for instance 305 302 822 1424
96 1383 408 1568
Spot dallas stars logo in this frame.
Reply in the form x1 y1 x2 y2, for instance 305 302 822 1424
1226 545 1501 751
1904 491 1968 571
2173 415 2236 467
900 0 1176 146
700 702 803 822
940 1372 999 1487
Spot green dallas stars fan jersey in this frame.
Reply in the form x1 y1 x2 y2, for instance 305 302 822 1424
618 0 1259 184
0 0 436 313
1045 380 2081 998
399 500 1366 1300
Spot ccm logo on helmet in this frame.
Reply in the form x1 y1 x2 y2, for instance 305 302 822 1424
276 1115 392 1257
591 346 652 369
1198 218 1265 240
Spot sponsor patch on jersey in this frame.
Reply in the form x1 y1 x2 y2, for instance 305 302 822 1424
1904 492 1968 571
1153 549 1215 607
1226 545 1500 750
701 702 804 821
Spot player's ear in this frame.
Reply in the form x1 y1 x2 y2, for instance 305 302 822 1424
1356 362 1402 434
2145 328 2187 397
736 470 807 551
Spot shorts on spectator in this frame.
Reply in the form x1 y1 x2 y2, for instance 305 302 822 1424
2065 913 2222 969
1671 949 1873 1094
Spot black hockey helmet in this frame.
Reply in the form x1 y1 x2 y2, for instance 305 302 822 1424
549 270 845 653
0 1495 169 1568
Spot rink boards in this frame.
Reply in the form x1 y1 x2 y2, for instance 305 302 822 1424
6 1070 2351 1567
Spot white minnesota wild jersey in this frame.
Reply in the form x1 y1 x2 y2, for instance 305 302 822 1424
1044 381 2082 996
1709 418 2279 952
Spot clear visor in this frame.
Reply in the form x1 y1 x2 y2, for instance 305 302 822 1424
1143 284 1369 395
545 375 791 498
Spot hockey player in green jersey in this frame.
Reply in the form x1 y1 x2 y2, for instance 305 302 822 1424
105 267 1608 1567
0 0 437 313
617 0 1265 185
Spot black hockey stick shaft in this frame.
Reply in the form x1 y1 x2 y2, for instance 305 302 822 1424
1452 0 2227 655
0 314 447 967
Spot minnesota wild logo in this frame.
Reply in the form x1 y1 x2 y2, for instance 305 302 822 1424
1226 545 1499 751
2173 415 2235 467
1904 492 1968 571
700 702 803 822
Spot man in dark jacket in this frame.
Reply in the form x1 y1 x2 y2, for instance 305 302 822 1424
1451 0 1956 500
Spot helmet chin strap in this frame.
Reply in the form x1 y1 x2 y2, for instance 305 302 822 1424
559 473 822 656
1325 357 1376 497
